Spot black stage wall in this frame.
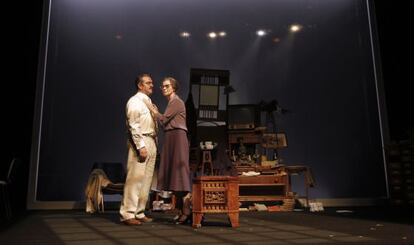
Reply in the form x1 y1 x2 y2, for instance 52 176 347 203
5 0 411 207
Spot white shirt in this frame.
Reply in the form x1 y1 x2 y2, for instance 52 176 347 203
126 91 156 149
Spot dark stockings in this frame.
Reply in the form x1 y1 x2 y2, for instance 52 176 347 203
174 191 191 224
174 191 188 213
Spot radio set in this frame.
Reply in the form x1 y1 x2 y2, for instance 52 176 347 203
227 104 260 130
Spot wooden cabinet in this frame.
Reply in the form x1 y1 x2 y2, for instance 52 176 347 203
386 142 414 206
192 176 239 228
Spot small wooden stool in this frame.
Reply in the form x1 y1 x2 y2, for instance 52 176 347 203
201 150 214 176
154 192 176 210
192 176 239 228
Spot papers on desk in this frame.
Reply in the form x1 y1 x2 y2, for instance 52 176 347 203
241 171 261 176
254 203 268 211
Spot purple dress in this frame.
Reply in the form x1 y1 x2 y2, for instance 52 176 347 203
157 95 191 192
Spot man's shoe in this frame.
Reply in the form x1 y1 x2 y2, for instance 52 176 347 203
122 218 142 226
136 216 153 223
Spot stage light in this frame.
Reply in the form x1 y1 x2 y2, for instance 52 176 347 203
256 29 267 36
208 32 217 39
289 24 303 33
180 32 191 38
218 31 226 37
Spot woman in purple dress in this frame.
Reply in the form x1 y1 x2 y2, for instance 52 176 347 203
145 77 191 224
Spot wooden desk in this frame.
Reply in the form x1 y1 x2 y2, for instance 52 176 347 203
238 174 290 203
192 176 239 228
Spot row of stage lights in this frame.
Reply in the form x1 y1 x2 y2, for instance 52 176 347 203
179 24 303 39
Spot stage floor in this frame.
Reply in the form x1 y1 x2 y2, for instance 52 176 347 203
1 207 413 244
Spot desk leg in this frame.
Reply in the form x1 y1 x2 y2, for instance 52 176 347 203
228 213 239 227
305 184 309 207
192 213 203 228
287 175 292 193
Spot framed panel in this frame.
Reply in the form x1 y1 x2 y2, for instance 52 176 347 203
199 85 219 106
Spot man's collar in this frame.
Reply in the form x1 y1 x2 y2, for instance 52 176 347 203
137 91 150 100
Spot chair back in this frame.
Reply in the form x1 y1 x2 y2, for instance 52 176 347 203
7 157 21 183
91 162 126 184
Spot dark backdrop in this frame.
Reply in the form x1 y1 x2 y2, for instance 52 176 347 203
2 0 411 209
34 0 383 201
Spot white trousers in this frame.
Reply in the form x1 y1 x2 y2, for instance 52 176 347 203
120 136 157 220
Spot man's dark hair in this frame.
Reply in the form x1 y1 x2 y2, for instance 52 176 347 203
135 73 152 89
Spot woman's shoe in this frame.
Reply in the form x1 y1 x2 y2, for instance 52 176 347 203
172 214 180 222
172 210 182 222
175 214 191 224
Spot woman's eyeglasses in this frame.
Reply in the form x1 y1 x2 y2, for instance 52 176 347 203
160 84 171 89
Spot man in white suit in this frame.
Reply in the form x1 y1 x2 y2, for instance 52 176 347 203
119 74 157 225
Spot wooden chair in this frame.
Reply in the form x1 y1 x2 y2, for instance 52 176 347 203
85 162 125 213
0 157 21 221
